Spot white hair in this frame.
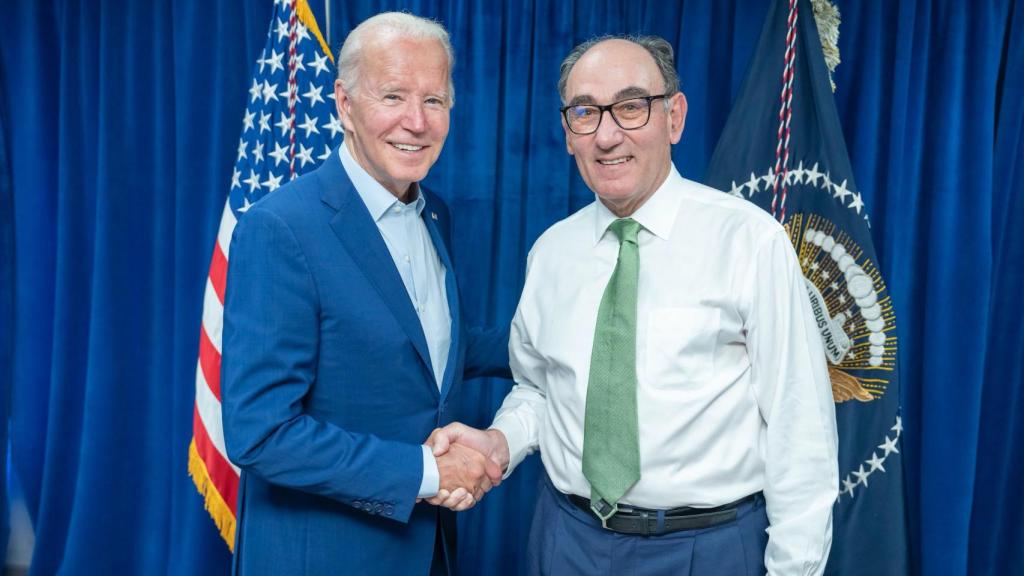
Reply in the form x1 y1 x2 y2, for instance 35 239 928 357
336 12 455 105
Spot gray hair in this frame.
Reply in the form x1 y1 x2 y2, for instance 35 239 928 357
336 12 456 105
557 35 680 104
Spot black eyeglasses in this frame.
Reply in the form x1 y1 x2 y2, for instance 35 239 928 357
560 94 670 135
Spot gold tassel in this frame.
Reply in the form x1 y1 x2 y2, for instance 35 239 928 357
188 439 237 552
810 0 842 92
296 0 335 64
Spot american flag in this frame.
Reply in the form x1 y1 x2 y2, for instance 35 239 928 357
188 0 341 550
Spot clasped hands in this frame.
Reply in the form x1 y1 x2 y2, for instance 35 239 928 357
421 423 510 512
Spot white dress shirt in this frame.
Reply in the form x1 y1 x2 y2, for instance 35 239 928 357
491 164 839 575
339 143 449 497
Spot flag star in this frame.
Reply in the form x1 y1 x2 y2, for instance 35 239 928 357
866 452 887 473
275 18 289 42
253 140 265 164
810 261 820 271
249 79 262 102
323 114 344 139
745 172 761 195
327 90 336 102
784 169 799 186
310 52 330 77
266 49 285 74
261 80 279 103
298 113 320 138
878 435 900 456
318 145 333 161
231 168 241 189
297 22 310 43
838 294 847 304
794 160 806 183
243 169 261 193
841 476 857 496
303 82 325 106
258 111 271 133
263 171 284 192
238 196 253 213
821 270 830 281
269 141 289 166
849 192 865 214
242 109 255 132
729 180 743 197
829 282 839 291
832 178 851 202
806 162 823 186
892 416 903 435
275 112 293 135
762 171 776 188
295 142 314 167
852 465 870 487
237 139 247 161
292 55 307 74
256 51 267 74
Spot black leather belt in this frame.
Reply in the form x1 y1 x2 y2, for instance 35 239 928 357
568 493 760 536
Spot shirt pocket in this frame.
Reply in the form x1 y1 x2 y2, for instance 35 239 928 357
644 307 720 387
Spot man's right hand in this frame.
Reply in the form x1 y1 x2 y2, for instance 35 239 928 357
427 423 511 478
430 442 503 511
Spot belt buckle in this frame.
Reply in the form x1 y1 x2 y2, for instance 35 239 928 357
590 499 616 530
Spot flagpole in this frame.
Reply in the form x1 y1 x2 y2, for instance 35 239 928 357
325 0 331 49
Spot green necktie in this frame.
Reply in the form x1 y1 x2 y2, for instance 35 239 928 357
582 217 642 521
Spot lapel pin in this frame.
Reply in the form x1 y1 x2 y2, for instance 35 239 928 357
431 212 438 221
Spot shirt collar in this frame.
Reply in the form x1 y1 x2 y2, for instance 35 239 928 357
338 140 424 221
592 163 685 245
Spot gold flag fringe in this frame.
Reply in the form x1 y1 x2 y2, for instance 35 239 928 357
188 439 237 552
810 0 842 92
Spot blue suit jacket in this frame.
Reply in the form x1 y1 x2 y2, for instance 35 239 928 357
221 152 510 576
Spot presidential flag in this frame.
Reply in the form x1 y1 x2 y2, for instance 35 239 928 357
704 0 908 573
188 0 341 550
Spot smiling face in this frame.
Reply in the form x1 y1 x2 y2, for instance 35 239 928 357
562 39 687 217
335 36 451 200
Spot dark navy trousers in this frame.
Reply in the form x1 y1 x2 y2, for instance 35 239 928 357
527 475 769 576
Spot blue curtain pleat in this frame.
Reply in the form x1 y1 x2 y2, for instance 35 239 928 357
0 1 1020 574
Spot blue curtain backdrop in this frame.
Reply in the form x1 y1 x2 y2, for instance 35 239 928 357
0 1 1021 574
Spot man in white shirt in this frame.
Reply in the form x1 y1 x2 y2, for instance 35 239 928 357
428 35 839 575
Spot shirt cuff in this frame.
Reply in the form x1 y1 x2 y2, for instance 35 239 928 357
417 445 440 498
490 416 534 479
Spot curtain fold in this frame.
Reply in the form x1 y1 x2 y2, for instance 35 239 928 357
0 1 1020 574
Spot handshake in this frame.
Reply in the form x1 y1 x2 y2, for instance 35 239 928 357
421 423 511 512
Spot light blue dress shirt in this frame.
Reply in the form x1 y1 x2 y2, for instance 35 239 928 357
339 143 449 497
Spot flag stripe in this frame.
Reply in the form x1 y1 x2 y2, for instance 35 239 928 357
201 278 224 353
195 362 240 476
193 406 240 515
217 201 237 261
199 327 222 401
209 238 228 304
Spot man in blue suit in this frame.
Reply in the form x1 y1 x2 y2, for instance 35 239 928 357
221 12 510 576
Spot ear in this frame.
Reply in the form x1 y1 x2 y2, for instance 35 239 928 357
335 80 355 132
561 116 575 156
668 92 687 145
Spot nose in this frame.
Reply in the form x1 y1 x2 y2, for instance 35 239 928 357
402 101 427 133
593 109 623 149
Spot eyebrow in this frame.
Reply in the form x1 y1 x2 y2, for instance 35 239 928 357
567 86 653 107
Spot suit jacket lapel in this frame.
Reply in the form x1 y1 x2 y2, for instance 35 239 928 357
316 155 437 393
422 204 460 401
